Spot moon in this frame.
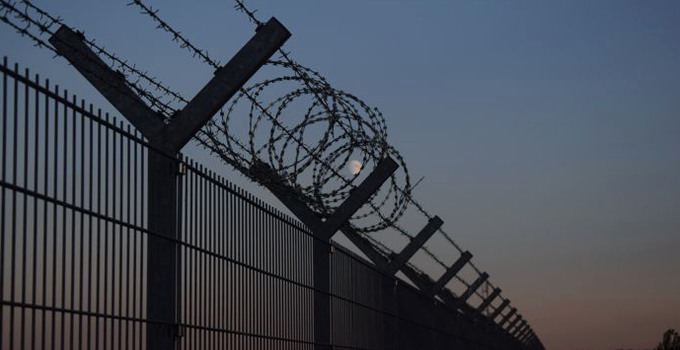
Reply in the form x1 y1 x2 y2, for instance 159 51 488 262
347 160 362 175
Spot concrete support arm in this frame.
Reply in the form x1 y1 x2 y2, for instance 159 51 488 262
252 157 398 240
429 251 472 296
475 287 501 316
508 316 523 334
340 225 390 268
499 307 517 327
49 26 165 138
163 18 291 149
456 272 489 305
490 298 510 321
385 216 443 275
513 320 528 338
322 157 398 239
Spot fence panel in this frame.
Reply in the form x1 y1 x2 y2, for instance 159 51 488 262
1 57 530 350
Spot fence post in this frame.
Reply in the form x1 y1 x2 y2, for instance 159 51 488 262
49 19 290 349
146 147 181 347
253 157 398 349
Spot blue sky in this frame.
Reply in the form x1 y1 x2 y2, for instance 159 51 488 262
2 1 679 349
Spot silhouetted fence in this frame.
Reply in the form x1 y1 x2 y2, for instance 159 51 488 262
0 57 539 349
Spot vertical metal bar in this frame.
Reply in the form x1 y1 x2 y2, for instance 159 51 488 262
209 169 213 349
197 164 203 348
77 99 85 350
210 170 216 349
113 118 119 350
13 65 28 348
138 127 145 350
227 181 232 349
0 56 6 350
180 158 187 350
110 115 117 350
31 70 40 350
125 124 131 350
50 84 58 350
69 93 77 350
131 126 138 350
87 104 94 350
223 177 227 348
60 87 68 350
94 108 102 350
200 165 206 349
117 120 124 350
188 159 195 349
201 164 206 349
239 186 244 348
20 66 29 350
117 119 124 350
40 77 49 350
103 111 110 350
9 61 18 350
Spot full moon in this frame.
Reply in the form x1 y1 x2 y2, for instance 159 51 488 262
347 160 362 175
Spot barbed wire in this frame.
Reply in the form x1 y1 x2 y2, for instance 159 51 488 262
0 0 185 117
128 0 413 234
0 8 57 55
229 0 498 291
122 0 469 286
231 0 491 275
126 0 492 300
127 0 221 69
2 0 511 323
124 0 471 283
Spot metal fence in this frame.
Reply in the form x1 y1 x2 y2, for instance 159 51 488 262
0 57 539 350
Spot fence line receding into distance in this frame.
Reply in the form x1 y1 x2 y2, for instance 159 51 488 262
0 56 542 349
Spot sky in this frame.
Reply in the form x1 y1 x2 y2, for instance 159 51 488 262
2 1 680 349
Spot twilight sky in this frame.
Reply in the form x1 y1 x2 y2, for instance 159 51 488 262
2 1 679 349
